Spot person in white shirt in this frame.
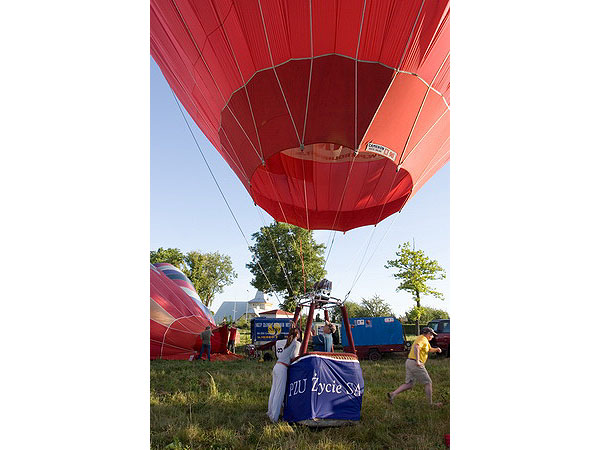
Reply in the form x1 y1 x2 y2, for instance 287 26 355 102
267 327 301 422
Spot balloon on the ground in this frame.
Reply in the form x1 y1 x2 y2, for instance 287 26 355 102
153 262 215 325
150 263 227 359
151 0 449 231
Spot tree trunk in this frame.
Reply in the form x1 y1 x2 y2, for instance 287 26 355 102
415 293 421 336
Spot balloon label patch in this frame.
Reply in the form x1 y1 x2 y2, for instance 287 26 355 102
365 142 397 162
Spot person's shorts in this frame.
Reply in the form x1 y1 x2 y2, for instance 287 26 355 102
405 358 432 385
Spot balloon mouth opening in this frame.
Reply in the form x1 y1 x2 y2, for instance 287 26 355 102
280 143 386 164
249 144 413 232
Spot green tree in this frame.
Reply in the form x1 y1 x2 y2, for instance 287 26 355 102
357 295 394 317
385 242 446 335
184 251 237 308
246 223 326 312
150 247 185 269
330 300 362 322
405 306 449 324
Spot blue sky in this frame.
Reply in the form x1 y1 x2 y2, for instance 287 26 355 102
150 58 450 317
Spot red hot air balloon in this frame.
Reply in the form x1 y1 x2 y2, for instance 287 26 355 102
150 264 228 360
151 0 449 231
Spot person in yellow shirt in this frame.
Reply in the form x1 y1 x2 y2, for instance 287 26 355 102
387 327 442 406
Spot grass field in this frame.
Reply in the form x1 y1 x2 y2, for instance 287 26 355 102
150 346 450 449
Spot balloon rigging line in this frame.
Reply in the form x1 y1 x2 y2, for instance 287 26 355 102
212 0 267 165
355 0 367 151
259 171 311 303
151 339 199 354
302 157 310 230
322 0 364 272
159 313 207 358
301 0 314 145
300 155 309 290
151 299 198 335
411 138 450 190
260 169 310 280
323 152 359 271
216 53 449 116
152 46 251 183
324 230 337 269
170 88 282 305
161 1 449 306
369 52 450 226
357 0 425 150
397 0 426 71
300 237 307 294
257 0 303 148
401 109 449 165
218 125 252 183
398 52 450 164
341 225 379 288
155 52 251 182
171 0 265 164
348 226 378 294
151 318 205 337
347 212 399 297
254 206 296 298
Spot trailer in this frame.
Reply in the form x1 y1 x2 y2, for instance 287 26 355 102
249 317 293 361
340 316 408 361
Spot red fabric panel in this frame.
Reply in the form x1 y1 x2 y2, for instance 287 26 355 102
150 265 224 360
251 151 413 231
151 0 450 231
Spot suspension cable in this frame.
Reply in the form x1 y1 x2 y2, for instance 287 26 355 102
255 206 296 298
346 212 400 298
170 88 282 305
171 0 265 164
299 237 307 294
323 151 359 271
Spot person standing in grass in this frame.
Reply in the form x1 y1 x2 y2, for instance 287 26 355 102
387 326 442 405
228 322 238 353
267 327 301 422
198 326 213 361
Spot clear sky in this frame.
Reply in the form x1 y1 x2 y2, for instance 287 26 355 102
150 58 450 318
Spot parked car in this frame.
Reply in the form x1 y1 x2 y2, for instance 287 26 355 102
427 319 450 356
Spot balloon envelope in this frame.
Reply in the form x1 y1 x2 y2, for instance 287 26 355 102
150 264 226 359
151 0 449 231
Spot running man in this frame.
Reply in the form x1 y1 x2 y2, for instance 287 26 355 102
387 326 442 405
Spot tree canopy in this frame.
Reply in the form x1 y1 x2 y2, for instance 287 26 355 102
246 223 326 311
150 247 237 308
357 295 394 317
405 306 449 324
330 296 394 322
184 251 237 308
150 247 185 269
385 242 446 333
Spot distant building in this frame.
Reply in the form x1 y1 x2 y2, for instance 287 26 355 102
247 290 274 313
213 290 275 323
259 309 295 319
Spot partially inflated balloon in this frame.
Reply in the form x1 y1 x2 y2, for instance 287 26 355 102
150 264 226 359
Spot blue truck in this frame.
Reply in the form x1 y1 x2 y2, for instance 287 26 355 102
340 316 409 361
